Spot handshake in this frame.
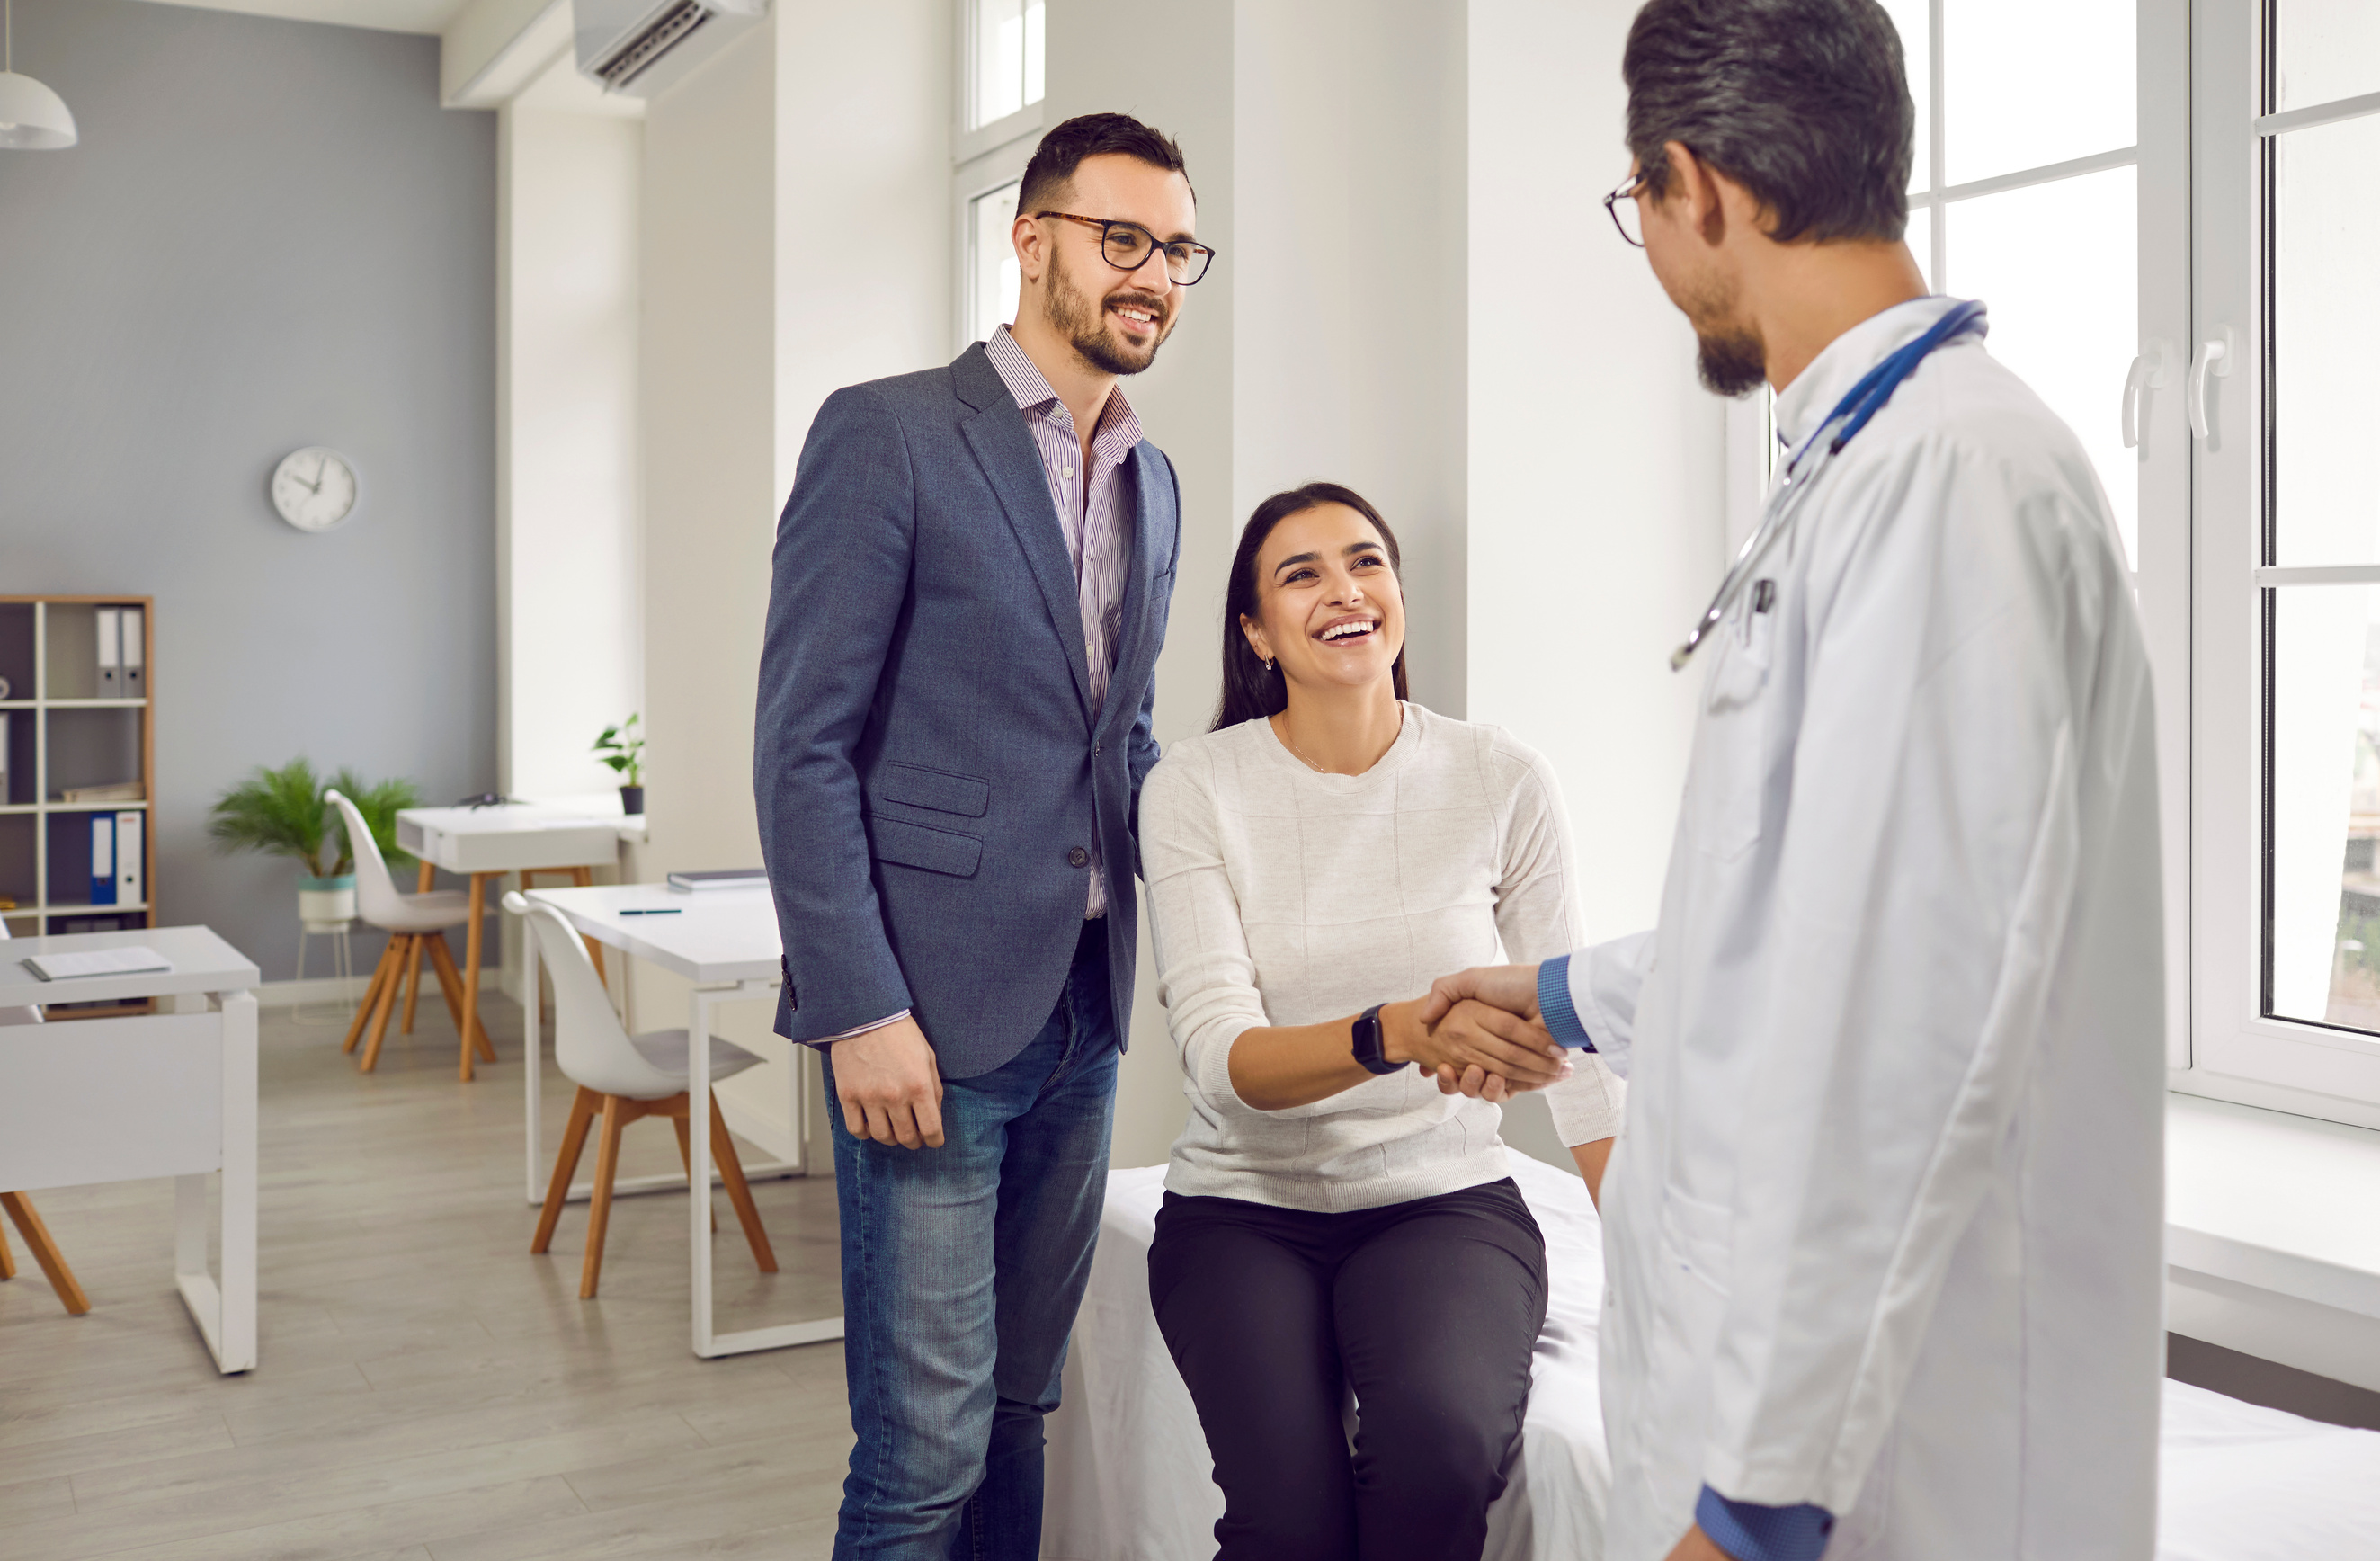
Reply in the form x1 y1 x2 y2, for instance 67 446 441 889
1394 963 1564 1104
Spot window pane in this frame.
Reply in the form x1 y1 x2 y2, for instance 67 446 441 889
1942 167 2139 567
970 182 1021 343
1877 0 1930 192
2269 114 2380 566
1905 204 1934 292
1942 0 2134 185
2267 585 2380 1032
970 0 1046 130
2277 0 2380 113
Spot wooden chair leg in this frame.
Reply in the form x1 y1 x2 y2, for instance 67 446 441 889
710 1095 778 1273
0 1209 14 1279
0 1194 92 1315
342 938 402 1055
423 932 465 1032
399 934 427 1035
532 1087 601 1254
459 872 490 1082
580 1096 627 1298
358 937 407 1073
570 866 610 987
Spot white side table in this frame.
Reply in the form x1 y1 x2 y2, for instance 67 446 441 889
0 926 262 1373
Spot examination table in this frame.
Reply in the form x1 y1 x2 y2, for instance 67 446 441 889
1042 1155 2380 1560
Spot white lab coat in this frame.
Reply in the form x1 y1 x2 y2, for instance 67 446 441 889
1570 297 2165 1561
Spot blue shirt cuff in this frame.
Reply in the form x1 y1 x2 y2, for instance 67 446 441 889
1537 955 1593 1051
1694 1485 1833 1561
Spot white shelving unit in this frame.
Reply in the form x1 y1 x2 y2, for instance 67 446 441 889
1 596 156 1017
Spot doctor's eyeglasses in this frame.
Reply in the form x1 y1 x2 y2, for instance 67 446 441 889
1038 211 1217 285
1604 172 1650 247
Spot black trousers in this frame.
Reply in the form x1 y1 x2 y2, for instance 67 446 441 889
1146 1178 1549 1561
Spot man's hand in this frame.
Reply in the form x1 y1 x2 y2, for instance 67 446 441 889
1381 997 1569 1094
1663 1523 1735 1561
1416 962 1543 1028
831 1017 946 1148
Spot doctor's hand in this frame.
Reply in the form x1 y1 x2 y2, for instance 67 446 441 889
1662 1524 1737 1561
1416 962 1543 1029
830 1017 946 1149
1381 998 1569 1095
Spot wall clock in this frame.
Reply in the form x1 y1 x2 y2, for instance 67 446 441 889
271 447 361 532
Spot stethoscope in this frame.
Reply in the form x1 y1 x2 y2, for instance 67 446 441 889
1671 299 1990 672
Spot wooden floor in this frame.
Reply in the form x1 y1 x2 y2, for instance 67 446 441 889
0 990 854 1560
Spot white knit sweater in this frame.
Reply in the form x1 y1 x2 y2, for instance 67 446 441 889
1141 703 1624 1213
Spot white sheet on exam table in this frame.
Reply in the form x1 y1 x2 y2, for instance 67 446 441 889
1041 1155 2380 1561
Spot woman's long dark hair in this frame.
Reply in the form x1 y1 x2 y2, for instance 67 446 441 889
1212 482 1409 731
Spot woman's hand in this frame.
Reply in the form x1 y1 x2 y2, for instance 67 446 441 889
1381 998 1570 1094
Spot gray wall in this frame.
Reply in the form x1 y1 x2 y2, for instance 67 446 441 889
0 0 496 979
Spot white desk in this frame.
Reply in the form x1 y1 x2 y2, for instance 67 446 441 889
397 803 639 1075
0 926 260 1372
519 881 840 1359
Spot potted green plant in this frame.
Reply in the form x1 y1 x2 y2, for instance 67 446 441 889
208 760 421 923
593 714 645 816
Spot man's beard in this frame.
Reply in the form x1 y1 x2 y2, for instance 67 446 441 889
1695 326 1768 397
1680 272 1766 397
1047 243 1171 377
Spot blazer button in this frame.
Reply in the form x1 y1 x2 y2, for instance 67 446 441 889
1068 847 1090 868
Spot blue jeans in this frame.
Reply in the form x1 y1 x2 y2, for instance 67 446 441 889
825 920 1120 1561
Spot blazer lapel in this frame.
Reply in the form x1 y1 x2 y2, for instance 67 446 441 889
954 349 1096 724
1099 444 1167 736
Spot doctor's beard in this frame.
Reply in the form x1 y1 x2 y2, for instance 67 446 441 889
1677 272 1767 397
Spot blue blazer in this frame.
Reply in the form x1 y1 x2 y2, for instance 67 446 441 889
754 343 1181 1079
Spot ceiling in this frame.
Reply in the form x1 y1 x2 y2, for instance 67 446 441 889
134 0 473 36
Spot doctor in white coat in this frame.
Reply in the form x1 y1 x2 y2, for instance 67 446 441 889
1422 3 2165 1559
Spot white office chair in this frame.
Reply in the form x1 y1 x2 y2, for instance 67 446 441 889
325 789 487 1078
0 920 90 1314
505 892 778 1298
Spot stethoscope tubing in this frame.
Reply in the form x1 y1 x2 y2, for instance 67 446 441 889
1671 299 1990 673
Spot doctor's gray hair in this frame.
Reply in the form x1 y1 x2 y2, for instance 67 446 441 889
1624 0 1913 245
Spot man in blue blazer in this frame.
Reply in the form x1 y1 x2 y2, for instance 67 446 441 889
754 113 1201 1560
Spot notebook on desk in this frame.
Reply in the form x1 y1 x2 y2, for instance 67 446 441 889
23 946 174 982
666 869 769 892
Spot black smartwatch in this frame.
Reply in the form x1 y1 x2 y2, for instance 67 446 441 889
1350 1003 1403 1075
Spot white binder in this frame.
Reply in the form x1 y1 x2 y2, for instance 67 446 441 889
115 810 144 906
90 814 116 905
95 607 121 697
120 607 145 698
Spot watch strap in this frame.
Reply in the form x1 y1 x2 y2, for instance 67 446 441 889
1350 1003 1402 1075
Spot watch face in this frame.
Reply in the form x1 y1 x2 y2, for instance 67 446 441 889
271 447 360 532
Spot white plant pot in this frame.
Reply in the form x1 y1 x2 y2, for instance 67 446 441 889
298 875 357 925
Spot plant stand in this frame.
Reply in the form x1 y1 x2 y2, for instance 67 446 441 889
292 918 356 1025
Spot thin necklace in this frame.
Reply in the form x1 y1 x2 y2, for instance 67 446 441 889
1276 708 1401 775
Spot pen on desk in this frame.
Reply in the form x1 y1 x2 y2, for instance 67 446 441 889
619 907 682 916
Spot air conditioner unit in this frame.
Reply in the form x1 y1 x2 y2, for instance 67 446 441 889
574 0 769 98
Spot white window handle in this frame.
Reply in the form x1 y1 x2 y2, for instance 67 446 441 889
2121 339 2178 449
2188 328 2236 441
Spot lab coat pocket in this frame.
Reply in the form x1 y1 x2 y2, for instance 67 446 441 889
1637 1186 1734 1506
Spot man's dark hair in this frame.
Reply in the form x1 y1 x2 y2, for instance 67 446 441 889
1017 112 1194 217
1624 0 1912 244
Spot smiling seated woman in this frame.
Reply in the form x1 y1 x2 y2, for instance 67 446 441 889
1138 483 1623 1561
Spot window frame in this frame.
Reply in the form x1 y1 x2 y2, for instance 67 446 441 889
2178 0 2380 1130
949 0 1044 356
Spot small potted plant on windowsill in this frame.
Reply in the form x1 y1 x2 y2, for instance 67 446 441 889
594 714 645 816
208 759 421 923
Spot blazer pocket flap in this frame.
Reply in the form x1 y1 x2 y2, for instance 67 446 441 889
872 763 990 818
869 816 984 879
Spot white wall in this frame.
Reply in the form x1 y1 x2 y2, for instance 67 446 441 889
1232 0 1470 718
497 92 643 799
1468 0 1727 943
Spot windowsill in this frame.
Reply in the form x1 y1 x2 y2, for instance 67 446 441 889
2168 1093 2380 1321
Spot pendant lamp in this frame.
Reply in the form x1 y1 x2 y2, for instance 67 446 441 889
0 0 77 150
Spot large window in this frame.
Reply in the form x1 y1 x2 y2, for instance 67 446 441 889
953 0 1045 352
2190 0 2380 1125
